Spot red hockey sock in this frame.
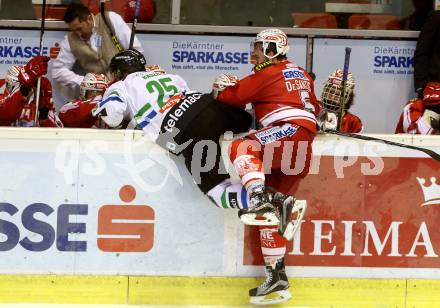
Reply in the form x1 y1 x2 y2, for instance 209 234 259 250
229 139 265 188
258 225 287 267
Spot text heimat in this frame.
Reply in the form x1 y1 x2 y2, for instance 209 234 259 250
288 220 437 258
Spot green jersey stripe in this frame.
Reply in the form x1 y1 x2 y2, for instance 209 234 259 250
134 102 152 119
220 189 229 209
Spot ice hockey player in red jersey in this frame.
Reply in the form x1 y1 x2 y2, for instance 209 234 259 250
395 81 440 134
215 28 322 305
93 49 307 305
58 72 109 128
0 57 62 127
320 69 363 133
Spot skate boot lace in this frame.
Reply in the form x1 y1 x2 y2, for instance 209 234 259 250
249 190 268 207
260 270 273 289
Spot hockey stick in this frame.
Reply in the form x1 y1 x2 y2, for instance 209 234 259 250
336 47 352 131
129 0 141 49
33 0 46 127
326 129 440 162
100 0 123 51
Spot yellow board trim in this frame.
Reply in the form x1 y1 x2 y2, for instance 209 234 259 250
406 279 440 308
0 275 438 307
0 275 128 304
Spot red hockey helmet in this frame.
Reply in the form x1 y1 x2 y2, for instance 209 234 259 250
80 73 109 99
145 64 166 75
423 82 440 106
321 69 355 112
5 65 22 93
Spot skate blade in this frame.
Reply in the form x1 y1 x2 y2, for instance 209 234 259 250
249 290 292 305
282 200 307 241
277 196 295 235
240 212 279 226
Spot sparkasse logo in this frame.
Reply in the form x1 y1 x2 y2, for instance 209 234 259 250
0 185 155 253
97 185 155 252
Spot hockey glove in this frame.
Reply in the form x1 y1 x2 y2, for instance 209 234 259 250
18 56 50 88
325 111 338 131
317 109 338 131
38 77 53 108
422 109 440 130
38 77 54 119
212 74 239 99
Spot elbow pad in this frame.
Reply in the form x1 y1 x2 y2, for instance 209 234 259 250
95 101 126 128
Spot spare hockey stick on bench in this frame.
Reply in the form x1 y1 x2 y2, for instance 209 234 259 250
325 129 440 162
33 0 46 127
129 0 141 49
336 47 351 131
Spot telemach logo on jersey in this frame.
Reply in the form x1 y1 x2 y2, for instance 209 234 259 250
243 156 440 268
161 92 203 134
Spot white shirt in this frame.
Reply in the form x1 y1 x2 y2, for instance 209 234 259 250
52 12 144 90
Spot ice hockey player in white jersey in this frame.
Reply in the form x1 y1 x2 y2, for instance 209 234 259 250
93 49 274 219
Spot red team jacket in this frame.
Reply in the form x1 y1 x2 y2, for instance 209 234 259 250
0 90 61 127
395 99 435 134
59 98 101 128
217 60 321 132
0 79 62 127
0 89 28 126
341 111 363 133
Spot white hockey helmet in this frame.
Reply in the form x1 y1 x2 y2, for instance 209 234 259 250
254 28 290 59
80 73 109 99
321 69 355 112
145 64 166 75
5 65 22 93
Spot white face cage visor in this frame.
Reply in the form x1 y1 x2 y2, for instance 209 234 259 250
321 76 355 112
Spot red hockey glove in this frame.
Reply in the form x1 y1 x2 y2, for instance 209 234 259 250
39 77 52 105
18 56 50 87
38 77 54 110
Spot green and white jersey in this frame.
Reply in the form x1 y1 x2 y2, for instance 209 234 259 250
97 70 191 140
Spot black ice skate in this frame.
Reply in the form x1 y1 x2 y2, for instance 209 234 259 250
238 184 279 226
271 192 307 241
249 260 292 305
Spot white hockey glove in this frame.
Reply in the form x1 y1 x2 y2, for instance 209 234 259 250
325 111 338 130
417 109 440 135
212 74 239 99
422 109 440 130
317 109 338 132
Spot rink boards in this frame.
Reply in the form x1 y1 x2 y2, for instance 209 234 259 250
0 127 440 306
